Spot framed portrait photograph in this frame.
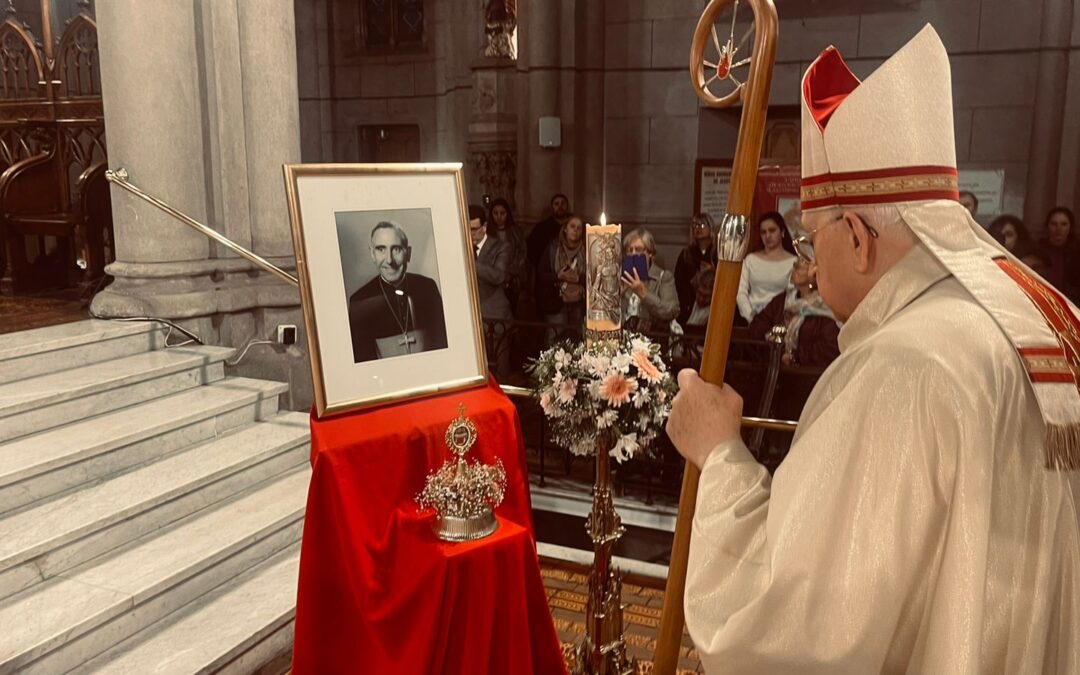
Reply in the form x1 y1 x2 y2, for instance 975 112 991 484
284 163 487 417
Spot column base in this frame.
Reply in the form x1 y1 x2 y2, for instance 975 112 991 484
90 257 313 411
91 257 300 318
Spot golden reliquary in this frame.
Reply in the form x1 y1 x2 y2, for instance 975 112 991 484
416 405 507 542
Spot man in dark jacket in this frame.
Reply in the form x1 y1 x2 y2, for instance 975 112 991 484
469 205 512 376
526 193 570 267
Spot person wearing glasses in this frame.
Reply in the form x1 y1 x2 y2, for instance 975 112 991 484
735 212 797 324
620 228 680 334
668 27 1080 673
675 213 718 326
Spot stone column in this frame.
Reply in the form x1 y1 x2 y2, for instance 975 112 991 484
573 0 604 220
518 0 563 222
92 0 310 409
200 0 301 260
1024 0 1074 231
467 60 519 207
1069 50 1080 213
237 0 301 257
468 2 520 205
94 1 210 264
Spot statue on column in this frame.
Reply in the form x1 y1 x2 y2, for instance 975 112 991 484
483 0 516 59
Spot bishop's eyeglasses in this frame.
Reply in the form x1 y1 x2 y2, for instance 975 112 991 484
792 213 879 265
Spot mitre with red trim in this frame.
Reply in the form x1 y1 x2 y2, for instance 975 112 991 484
800 25 1080 470
800 25 958 212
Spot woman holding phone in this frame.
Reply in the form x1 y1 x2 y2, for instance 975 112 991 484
535 214 586 340
621 228 679 334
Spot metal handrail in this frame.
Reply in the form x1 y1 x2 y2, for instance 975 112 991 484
498 383 797 433
104 167 300 287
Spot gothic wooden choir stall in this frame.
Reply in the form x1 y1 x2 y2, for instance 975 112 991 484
0 0 112 297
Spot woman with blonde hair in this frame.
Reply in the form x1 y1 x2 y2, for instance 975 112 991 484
621 227 679 333
535 214 586 339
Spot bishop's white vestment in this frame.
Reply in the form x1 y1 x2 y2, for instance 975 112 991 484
686 244 1080 674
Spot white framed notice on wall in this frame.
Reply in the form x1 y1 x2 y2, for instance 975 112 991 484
694 158 733 224
958 169 1005 216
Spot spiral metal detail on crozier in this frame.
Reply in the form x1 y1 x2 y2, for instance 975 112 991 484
572 432 635 675
716 212 749 262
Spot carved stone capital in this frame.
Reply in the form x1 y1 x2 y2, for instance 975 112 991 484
468 149 517 204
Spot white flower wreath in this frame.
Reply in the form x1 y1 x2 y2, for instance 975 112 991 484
528 332 678 462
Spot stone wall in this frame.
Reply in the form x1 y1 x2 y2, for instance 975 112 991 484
296 0 1080 262
603 0 704 266
296 0 478 166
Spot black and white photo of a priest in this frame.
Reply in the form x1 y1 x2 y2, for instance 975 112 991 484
344 219 448 363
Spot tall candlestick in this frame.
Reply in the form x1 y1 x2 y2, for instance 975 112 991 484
578 212 635 675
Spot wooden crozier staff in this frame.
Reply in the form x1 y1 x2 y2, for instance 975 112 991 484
652 1 778 672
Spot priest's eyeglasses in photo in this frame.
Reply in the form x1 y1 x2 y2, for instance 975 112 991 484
793 213 879 265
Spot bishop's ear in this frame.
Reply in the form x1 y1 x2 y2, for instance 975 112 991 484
843 211 874 274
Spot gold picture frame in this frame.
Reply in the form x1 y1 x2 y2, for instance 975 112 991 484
283 163 488 418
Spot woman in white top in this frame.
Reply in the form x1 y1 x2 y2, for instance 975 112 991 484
736 211 797 323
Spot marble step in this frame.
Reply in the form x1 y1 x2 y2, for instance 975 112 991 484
0 377 289 516
0 412 310 600
0 345 234 444
0 468 310 675
0 319 165 384
73 546 301 675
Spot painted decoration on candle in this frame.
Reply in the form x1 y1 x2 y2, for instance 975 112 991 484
586 222 622 334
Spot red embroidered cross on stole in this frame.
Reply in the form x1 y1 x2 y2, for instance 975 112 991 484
995 259 1080 395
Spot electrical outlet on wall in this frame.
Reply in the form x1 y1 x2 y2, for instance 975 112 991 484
276 325 298 345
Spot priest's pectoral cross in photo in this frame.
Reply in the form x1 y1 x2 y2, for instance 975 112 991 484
373 293 428 358
375 330 427 358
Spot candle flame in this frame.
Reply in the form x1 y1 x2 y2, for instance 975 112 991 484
600 212 607 227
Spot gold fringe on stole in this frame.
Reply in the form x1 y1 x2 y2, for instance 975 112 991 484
1045 423 1080 470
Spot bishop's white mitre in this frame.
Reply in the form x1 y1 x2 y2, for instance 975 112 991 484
799 25 1080 470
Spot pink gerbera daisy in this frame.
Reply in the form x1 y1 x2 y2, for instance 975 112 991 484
632 350 662 383
599 372 638 406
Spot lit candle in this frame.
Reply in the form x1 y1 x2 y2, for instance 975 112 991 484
585 213 622 340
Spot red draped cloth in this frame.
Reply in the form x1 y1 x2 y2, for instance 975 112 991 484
292 378 566 675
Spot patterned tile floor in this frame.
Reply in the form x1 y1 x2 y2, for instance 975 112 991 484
540 558 704 674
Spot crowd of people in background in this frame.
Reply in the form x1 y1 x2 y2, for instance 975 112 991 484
960 189 1080 304
469 190 1079 380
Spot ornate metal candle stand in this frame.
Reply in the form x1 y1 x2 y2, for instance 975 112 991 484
572 429 636 675
574 220 634 674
